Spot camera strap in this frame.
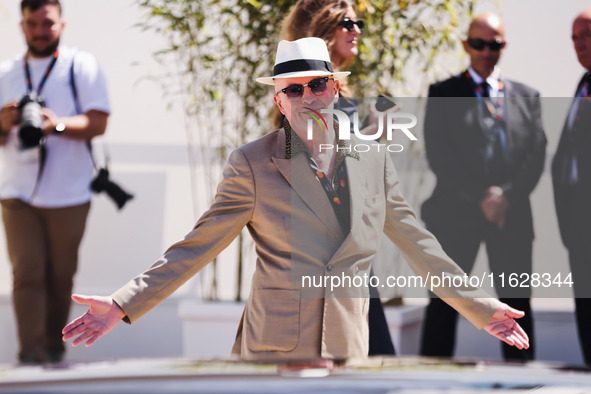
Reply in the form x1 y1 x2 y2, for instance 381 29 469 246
22 51 59 202
69 55 133 209
69 53 100 169
23 50 60 95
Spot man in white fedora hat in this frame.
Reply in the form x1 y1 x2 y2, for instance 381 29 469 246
63 37 529 363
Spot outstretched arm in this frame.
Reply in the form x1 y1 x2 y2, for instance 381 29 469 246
62 294 126 347
483 305 529 349
381 153 531 346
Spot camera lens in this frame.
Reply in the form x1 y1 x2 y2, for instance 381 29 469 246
18 93 44 149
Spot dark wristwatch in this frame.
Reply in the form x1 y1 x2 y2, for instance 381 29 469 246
54 122 66 135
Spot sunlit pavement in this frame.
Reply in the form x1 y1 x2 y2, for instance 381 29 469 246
1 357 590 393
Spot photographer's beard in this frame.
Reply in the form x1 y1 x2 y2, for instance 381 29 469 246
27 35 60 58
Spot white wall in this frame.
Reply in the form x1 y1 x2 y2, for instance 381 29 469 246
0 0 589 365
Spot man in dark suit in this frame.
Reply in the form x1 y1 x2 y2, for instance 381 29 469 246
552 7 591 366
419 12 546 362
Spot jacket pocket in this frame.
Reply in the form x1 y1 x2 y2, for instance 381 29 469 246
245 288 300 352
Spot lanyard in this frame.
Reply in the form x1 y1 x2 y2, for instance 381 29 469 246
465 70 508 163
578 74 590 99
465 70 505 124
23 50 59 95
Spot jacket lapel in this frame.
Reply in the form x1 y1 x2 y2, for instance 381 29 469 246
344 154 364 237
324 154 364 264
457 73 488 149
459 71 478 97
271 128 344 243
501 79 516 158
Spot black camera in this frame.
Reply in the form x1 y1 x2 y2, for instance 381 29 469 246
18 92 45 149
91 168 134 210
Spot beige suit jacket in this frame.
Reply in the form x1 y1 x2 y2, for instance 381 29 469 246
112 127 500 361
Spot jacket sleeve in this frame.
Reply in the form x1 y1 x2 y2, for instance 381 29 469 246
112 148 255 323
382 152 501 329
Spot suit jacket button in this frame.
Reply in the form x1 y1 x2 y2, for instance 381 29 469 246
326 265 332 272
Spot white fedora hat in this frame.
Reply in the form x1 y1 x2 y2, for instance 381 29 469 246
256 37 350 85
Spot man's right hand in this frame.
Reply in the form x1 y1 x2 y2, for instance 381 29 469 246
62 294 126 347
0 102 19 145
483 305 529 350
0 102 19 132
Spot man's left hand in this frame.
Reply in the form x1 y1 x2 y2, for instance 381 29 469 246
41 107 59 136
483 306 529 349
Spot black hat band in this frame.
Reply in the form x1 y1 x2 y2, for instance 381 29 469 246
273 59 333 77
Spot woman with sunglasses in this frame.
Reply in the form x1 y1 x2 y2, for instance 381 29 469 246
277 0 396 357
282 1 362 68
278 0 361 110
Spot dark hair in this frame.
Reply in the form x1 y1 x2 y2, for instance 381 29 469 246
281 0 355 82
21 0 61 14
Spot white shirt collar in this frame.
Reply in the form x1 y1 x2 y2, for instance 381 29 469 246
468 66 501 93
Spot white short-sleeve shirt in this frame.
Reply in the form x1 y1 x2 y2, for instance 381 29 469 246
0 46 110 208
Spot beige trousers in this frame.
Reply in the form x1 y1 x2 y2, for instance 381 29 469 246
1 199 90 362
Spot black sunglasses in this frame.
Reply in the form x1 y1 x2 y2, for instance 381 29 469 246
467 37 506 51
276 77 333 98
337 18 364 32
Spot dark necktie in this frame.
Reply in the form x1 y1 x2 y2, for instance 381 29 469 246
480 82 490 98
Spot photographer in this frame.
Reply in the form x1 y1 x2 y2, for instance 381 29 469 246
0 0 109 364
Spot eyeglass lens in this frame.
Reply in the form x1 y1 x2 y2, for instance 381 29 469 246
282 77 330 98
467 38 505 51
338 18 364 32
